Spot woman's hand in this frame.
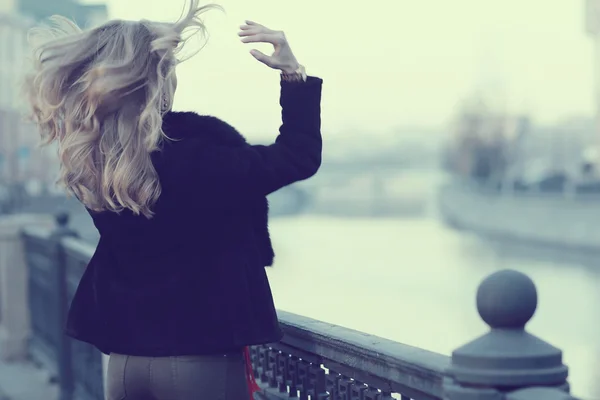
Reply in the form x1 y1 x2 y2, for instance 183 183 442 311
238 20 300 73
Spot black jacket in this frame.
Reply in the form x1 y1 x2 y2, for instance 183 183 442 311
65 76 323 356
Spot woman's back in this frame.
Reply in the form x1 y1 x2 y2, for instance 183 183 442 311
68 74 322 354
24 1 323 398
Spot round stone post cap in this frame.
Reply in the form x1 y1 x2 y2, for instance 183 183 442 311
476 269 537 329
446 269 569 389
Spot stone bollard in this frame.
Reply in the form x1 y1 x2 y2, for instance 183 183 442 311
443 269 578 400
0 213 55 361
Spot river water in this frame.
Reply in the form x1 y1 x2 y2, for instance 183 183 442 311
266 213 599 399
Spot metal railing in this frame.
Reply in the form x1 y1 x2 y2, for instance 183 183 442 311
250 312 447 399
15 212 580 400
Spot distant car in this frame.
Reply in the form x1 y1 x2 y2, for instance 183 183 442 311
537 173 567 193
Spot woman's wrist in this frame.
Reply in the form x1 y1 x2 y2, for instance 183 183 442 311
280 62 301 74
281 64 307 82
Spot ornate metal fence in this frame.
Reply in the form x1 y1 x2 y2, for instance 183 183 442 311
249 313 447 400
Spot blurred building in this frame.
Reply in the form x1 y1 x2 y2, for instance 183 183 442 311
583 0 600 178
586 1 600 138
507 117 596 184
0 0 107 190
16 0 108 28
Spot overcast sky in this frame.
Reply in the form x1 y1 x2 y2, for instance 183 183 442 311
81 0 596 140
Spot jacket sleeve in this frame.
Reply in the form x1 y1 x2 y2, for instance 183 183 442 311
191 76 323 197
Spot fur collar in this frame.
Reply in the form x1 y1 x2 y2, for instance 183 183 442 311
160 111 275 267
162 111 249 148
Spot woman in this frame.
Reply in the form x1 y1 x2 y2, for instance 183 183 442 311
24 1 323 399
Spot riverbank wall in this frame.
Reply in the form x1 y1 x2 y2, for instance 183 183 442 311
437 181 600 254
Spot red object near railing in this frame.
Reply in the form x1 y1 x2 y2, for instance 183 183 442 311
244 346 261 399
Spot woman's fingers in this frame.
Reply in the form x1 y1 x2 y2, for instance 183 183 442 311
238 25 272 35
249 49 277 68
239 32 279 44
238 20 289 70
238 27 259 37
238 30 255 37
241 21 272 32
245 20 262 27
238 23 271 39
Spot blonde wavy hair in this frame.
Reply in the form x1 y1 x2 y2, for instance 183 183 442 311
24 0 224 218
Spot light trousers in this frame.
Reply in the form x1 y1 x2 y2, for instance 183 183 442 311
106 351 250 400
